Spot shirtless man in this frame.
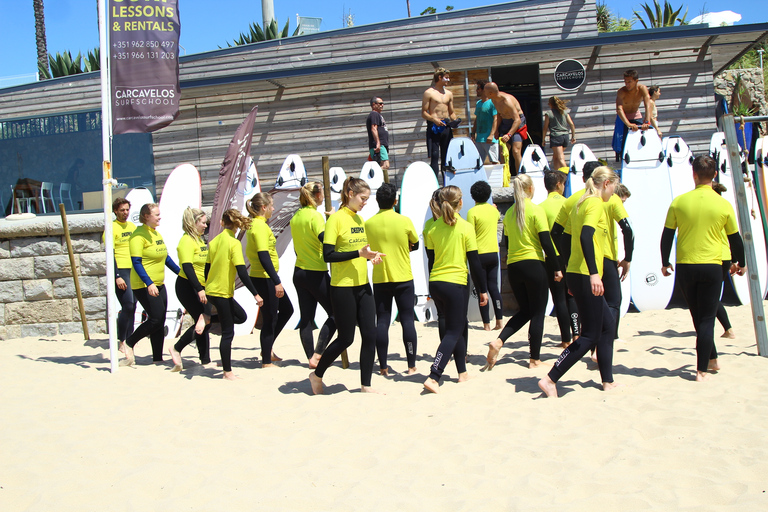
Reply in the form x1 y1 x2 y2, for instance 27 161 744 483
422 67 458 182
612 69 652 159
484 82 526 175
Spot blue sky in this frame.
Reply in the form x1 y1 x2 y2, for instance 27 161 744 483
1 0 767 81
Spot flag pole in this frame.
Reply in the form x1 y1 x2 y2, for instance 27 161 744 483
98 0 119 373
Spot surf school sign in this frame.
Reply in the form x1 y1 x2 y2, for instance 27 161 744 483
554 60 586 91
109 0 181 134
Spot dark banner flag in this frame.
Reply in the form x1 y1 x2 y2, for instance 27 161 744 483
109 0 181 134
209 106 260 243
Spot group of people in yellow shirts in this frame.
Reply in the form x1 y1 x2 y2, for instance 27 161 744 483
107 152 745 395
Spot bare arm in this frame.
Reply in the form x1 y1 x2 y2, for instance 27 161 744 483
490 114 500 142
371 121 381 152
567 114 576 142
640 85 652 126
542 114 550 142
649 101 661 136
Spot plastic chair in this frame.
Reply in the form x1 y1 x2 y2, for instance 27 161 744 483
59 183 74 211
11 185 34 214
40 182 55 213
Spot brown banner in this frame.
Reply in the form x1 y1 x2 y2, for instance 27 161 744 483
109 0 181 134
209 106 260 243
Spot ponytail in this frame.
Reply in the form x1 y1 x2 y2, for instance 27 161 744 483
247 192 272 218
222 208 252 231
512 175 533 233
438 185 462 226
300 181 323 208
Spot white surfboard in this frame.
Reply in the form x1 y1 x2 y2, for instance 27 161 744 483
158 164 202 338
709 132 726 162
399 161 440 323
663 136 694 198
276 154 307 189
444 137 488 219
716 147 768 305
621 129 675 312
518 144 550 204
328 166 346 211
566 143 596 197
124 187 156 327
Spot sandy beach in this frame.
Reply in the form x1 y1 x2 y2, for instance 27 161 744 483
2 303 767 510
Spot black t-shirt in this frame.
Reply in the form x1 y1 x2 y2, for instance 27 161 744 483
366 111 388 149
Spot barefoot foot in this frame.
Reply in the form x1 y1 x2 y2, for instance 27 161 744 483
262 363 276 368
361 385 386 394
271 351 282 362
458 372 471 383
309 371 324 395
721 329 735 339
122 344 135 367
407 367 417 375
169 346 183 372
482 339 503 371
483 323 491 331
494 320 503 331
222 371 240 381
423 377 439 393
538 376 558 397
308 353 321 369
118 341 126 354
696 371 712 382
707 358 721 372
529 359 551 369
195 314 210 335
602 381 623 391
379 368 390 376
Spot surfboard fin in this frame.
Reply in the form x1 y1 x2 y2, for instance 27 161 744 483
658 152 664 163
579 150 585 159
640 134 646 146
290 161 295 172
624 153 630 165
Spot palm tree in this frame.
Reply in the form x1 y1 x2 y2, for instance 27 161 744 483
634 0 688 29
33 0 49 79
227 18 301 47
596 1 611 32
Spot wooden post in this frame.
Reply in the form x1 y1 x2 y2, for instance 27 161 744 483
322 156 349 369
59 203 90 340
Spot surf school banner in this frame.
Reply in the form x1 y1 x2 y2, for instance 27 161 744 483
109 0 181 134
209 106 260 242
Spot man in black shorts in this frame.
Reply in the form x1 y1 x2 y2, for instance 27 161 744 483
366 96 390 175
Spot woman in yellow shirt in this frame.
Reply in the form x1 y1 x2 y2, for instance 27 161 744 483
485 174 562 370
123 203 180 366
423 185 488 393
309 177 384 395
205 209 263 380
539 167 621 397
290 182 337 368
247 192 294 368
169 208 211 371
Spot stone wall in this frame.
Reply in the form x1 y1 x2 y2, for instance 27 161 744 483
714 67 767 133
0 213 107 340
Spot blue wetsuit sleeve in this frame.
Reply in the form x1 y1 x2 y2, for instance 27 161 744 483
660 227 675 267
323 243 360 263
580 226 599 275
236 264 260 296
131 256 153 287
165 256 180 275
257 250 281 284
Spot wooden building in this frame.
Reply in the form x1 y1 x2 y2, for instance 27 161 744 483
1 0 766 208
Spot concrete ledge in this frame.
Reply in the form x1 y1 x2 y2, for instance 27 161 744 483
0 213 106 239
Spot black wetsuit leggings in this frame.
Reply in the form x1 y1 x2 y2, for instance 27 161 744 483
426 121 453 181
374 280 417 369
115 267 136 342
716 261 732 331
126 285 167 362
251 277 294 365
500 260 549 360
206 295 247 373
548 273 615 384
546 257 579 343
428 280 469 382
174 276 212 364
602 258 622 339
293 267 336 359
478 252 503 324
676 263 721 372
314 284 377 387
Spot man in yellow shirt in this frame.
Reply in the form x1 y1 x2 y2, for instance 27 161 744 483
661 155 745 382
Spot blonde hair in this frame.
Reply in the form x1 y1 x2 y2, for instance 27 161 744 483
340 177 370 208
300 181 323 208
438 185 462 226
221 208 251 231
181 207 206 244
549 96 567 114
512 174 533 233
139 203 159 224
577 166 620 212
246 192 272 218
429 188 442 220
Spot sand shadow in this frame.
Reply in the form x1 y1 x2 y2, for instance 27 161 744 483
612 363 692 380
17 353 112 372
637 329 696 338
279 380 349 395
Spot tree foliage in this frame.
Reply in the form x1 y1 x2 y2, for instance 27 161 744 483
34 0 49 79
227 18 301 47
596 2 634 32
38 48 100 79
420 6 454 15
633 0 688 29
